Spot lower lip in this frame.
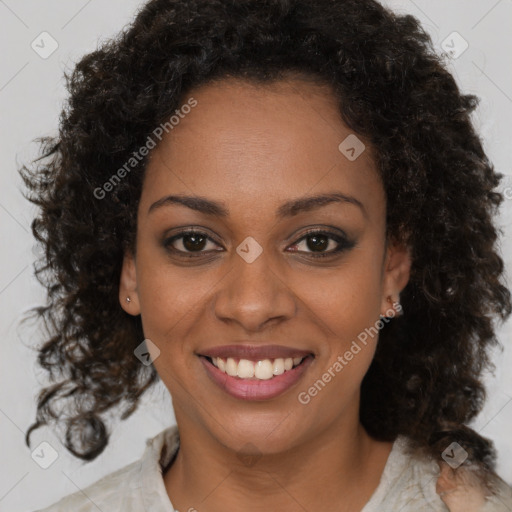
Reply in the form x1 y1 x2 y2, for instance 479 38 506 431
199 355 314 401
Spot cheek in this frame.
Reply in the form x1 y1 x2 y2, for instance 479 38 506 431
298 254 383 340
292 249 384 396
135 262 210 394
134 247 214 355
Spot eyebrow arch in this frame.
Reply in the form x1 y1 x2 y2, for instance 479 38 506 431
148 192 366 218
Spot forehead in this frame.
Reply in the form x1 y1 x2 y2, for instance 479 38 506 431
141 77 384 220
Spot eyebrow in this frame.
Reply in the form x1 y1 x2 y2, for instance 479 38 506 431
148 192 366 219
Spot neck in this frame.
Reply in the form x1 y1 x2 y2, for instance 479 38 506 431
163 413 393 512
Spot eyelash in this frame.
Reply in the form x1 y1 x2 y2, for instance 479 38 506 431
163 228 354 260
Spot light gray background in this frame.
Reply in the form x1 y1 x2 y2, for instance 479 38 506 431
1 1 511 511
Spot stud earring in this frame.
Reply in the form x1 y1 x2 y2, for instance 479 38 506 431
126 297 131 303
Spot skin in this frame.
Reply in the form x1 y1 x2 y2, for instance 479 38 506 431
119 77 412 512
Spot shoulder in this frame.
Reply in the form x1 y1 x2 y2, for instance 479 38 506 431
436 461 512 512
366 436 512 512
32 424 180 512
32 458 143 512
364 436 449 511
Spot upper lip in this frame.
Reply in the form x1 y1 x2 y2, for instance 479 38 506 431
198 344 313 361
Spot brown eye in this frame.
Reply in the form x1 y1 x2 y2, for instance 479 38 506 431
181 232 208 251
164 230 220 256
304 233 330 252
288 229 355 258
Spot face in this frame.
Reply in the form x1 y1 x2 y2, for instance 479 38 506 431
120 77 411 455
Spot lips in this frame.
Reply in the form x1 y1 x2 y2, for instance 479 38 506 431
199 353 315 400
197 344 315 400
197 344 313 361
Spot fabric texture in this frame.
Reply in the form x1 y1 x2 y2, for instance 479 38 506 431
33 425 512 512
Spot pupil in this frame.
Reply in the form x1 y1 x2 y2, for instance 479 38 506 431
307 235 327 252
184 234 206 251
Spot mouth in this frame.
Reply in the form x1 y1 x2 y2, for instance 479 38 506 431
198 351 315 401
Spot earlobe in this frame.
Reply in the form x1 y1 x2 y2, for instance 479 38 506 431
119 252 141 315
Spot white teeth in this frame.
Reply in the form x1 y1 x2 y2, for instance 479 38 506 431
237 359 255 378
226 357 238 377
254 360 274 380
273 358 285 375
209 355 306 380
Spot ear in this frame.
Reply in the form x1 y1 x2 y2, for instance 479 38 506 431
119 251 141 315
380 239 412 317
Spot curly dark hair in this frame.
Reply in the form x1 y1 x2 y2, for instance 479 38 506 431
21 0 511 485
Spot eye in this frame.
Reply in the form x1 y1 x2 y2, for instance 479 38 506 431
287 229 354 258
163 227 354 260
163 229 221 257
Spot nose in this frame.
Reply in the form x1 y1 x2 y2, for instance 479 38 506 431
213 247 297 332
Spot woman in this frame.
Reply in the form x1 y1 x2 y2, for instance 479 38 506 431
21 0 512 510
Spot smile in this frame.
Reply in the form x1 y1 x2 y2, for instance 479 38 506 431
199 354 314 400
